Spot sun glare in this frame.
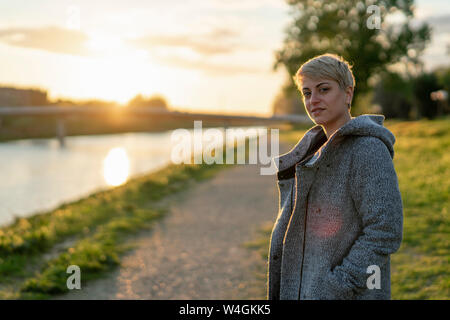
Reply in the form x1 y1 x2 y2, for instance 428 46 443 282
103 147 130 186
87 32 124 54
75 31 159 104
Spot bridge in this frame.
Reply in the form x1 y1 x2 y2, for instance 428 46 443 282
0 106 310 146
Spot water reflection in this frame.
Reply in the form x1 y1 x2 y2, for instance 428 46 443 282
0 132 173 227
103 147 130 186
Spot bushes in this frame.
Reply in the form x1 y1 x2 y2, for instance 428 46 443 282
373 68 449 120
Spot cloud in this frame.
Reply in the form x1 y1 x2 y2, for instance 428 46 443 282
425 14 450 33
0 24 268 75
204 0 287 11
128 27 250 56
129 27 267 74
0 26 90 56
152 54 267 75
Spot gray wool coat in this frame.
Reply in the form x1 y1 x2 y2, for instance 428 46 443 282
267 114 403 300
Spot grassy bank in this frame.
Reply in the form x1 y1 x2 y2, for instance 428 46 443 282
0 159 228 299
247 116 450 300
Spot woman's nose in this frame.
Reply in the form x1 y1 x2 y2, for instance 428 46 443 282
310 92 320 105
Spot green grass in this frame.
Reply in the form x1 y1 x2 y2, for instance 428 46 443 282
388 117 449 299
0 158 228 299
242 222 274 299
247 116 450 300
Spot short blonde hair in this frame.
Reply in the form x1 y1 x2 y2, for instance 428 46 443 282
293 53 356 91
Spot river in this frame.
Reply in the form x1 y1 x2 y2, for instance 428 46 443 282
0 126 267 227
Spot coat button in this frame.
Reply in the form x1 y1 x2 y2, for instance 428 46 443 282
273 255 279 261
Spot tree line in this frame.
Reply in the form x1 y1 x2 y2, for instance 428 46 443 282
0 86 168 110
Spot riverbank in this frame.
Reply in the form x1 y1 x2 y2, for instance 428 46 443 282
0 133 278 299
0 159 228 299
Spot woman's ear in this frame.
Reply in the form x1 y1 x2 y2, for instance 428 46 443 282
345 86 354 105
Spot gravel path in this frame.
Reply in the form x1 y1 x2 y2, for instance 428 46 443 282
54 154 286 299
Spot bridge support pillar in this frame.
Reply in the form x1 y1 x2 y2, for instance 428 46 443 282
56 118 66 147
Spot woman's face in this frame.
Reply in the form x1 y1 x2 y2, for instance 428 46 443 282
300 76 353 126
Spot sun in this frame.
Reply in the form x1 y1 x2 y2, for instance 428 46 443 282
81 31 156 104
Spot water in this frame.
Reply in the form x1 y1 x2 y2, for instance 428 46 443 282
0 127 266 227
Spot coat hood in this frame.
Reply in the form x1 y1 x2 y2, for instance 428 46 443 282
274 114 396 172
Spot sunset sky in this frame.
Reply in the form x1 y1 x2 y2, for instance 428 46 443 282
0 0 448 116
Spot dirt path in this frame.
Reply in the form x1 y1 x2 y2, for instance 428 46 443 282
53 153 287 299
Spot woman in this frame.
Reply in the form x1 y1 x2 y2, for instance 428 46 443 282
267 54 403 300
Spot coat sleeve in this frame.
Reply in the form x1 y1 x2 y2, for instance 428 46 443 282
327 136 404 294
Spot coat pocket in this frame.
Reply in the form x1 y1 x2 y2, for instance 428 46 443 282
316 270 355 300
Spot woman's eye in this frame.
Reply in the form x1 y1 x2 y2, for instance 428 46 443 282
303 92 311 97
320 87 329 93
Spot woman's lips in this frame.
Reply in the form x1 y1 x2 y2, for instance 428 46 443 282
311 108 325 115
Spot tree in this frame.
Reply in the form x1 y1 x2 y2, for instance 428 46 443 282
413 72 441 119
127 94 168 109
435 66 450 110
274 0 431 114
373 72 413 119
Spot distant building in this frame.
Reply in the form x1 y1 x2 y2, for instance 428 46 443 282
0 87 49 106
